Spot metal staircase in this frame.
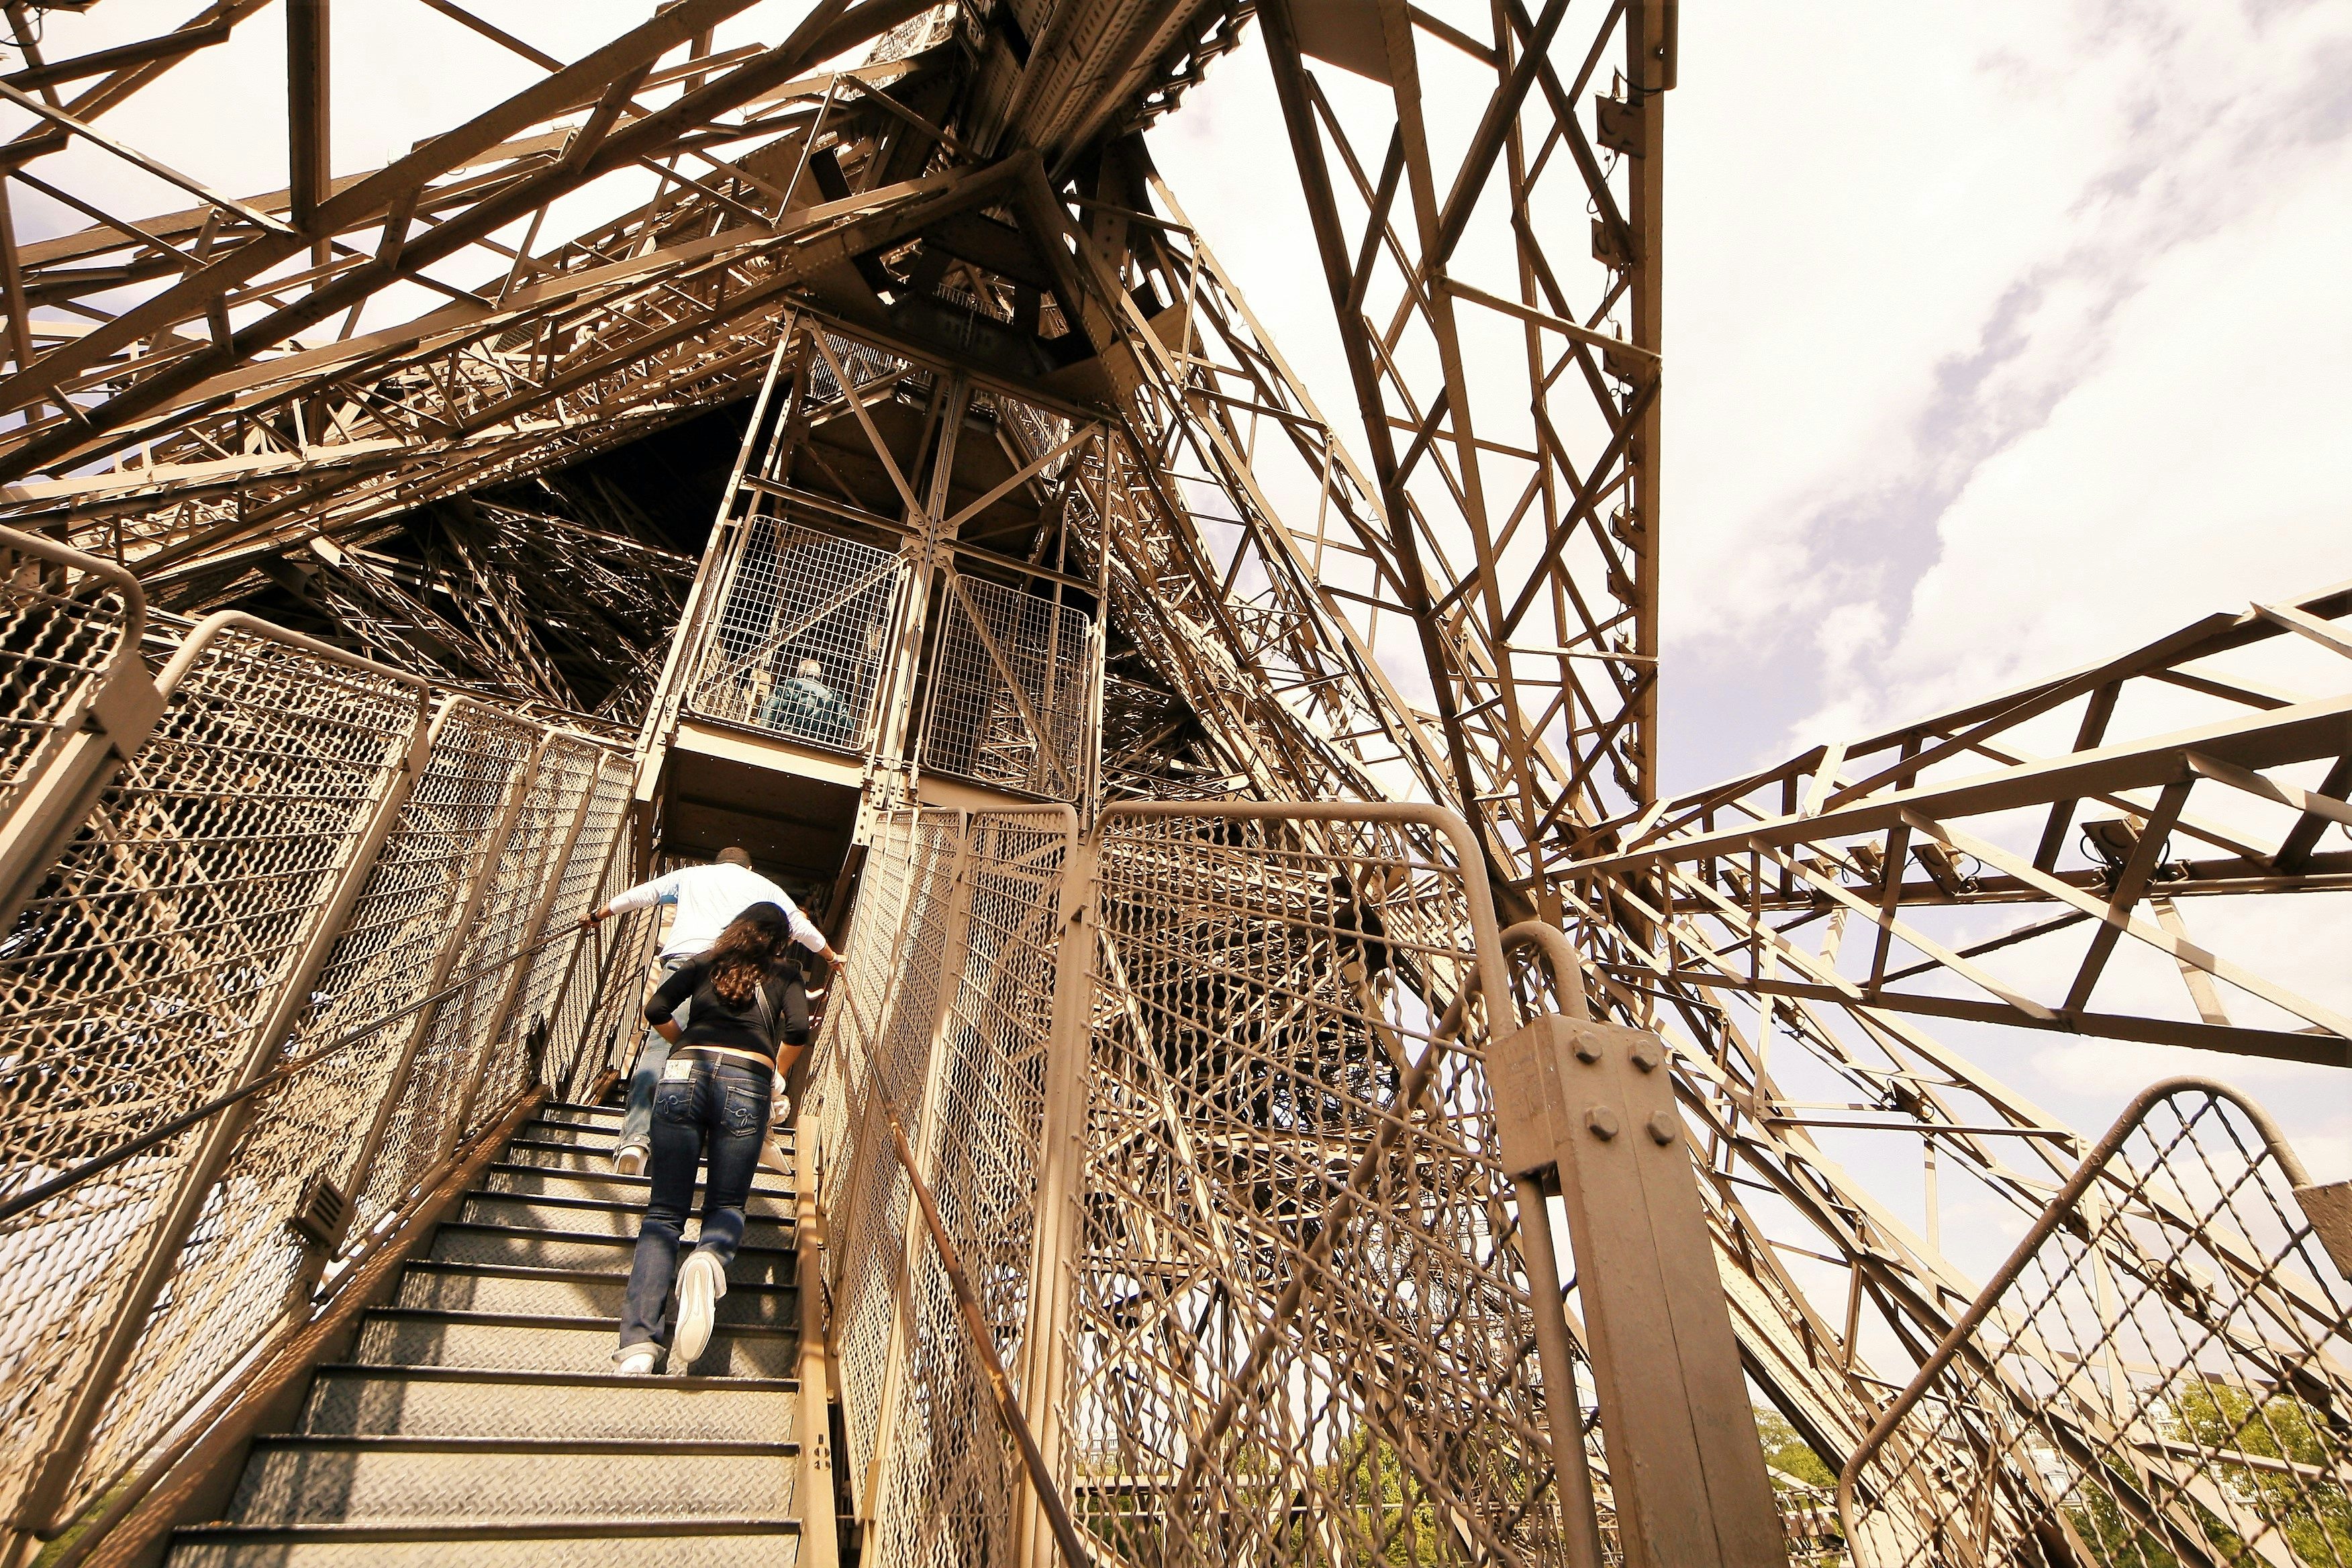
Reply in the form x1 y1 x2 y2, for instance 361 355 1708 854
165 1098 814 1567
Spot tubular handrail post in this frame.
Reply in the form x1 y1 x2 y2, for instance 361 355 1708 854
0 524 164 934
441 742 609 1151
339 724 547 1215
17 619 437 1539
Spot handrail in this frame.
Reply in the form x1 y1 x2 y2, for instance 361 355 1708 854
1834 1073 2324 1558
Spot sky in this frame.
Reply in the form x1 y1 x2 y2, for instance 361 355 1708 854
7 1 2349 1216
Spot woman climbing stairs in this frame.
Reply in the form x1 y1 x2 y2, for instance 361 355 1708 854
166 1098 818 1565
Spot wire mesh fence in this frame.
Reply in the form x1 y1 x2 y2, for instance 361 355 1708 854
0 532 143 824
685 513 901 752
920 573 1095 801
865 809 1070 1568
0 606 638 1536
1839 1078 2352 1568
1065 806 1570 1567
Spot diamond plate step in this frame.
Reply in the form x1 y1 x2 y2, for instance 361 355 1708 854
460 1193 793 1248
427 1222 797 1282
170 1520 799 1567
397 1261 795 1328
483 1163 793 1210
219 1436 797 1527
354 1309 797 1379
299 1366 797 1442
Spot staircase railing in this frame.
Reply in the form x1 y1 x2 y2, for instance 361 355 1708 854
0 527 654 1555
1839 1077 2352 1568
806 798 1785 1568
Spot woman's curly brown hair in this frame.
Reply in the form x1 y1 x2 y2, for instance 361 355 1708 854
705 902 790 1006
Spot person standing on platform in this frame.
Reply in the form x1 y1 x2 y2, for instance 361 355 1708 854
579 846 843 1175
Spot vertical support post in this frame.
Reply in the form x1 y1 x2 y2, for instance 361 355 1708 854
1493 1014 1786 1568
442 743 605 1151
341 728 545 1211
18 681 434 1538
1624 0 1669 803
1015 824 1096 1568
285 0 330 268
865 374 968 823
858 814 977 1516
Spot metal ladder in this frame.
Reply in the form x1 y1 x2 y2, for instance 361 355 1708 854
165 1097 814 1566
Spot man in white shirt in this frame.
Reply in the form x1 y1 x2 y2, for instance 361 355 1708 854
581 846 844 1173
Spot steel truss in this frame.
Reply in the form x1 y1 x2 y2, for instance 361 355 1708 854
3 3 2349 1565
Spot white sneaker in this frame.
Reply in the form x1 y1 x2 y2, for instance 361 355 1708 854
614 1344 658 1375
673 1250 728 1365
614 1144 646 1177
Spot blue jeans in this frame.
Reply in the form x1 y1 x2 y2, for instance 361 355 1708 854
618 1058 771 1355
619 954 693 1154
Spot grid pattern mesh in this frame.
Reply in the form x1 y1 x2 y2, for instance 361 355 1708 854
1841 1081 2352 1568
810 808 964 1512
0 625 423 1522
865 810 1069 1568
920 574 1093 800
0 538 137 820
0 596 633 1526
685 515 899 751
1063 810 1568 1567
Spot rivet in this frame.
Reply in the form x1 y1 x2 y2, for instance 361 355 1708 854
1585 1106 1619 1141
1573 1034 1602 1064
1647 1111 1677 1146
1629 1039 1662 1073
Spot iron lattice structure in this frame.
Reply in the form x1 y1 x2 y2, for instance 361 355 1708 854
3 3 2351 1567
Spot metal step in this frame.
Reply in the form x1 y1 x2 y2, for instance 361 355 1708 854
397 1260 795 1328
513 1116 801 1153
459 1192 794 1249
482 1162 793 1210
427 1221 797 1282
218 1435 797 1527
499 1138 797 1190
354 1308 798 1379
169 1519 799 1567
538 1102 628 1127
299 1366 797 1442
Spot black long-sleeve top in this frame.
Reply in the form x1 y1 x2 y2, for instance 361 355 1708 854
643 957 801 1061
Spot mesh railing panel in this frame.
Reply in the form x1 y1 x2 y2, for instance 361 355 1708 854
812 808 965 1511
470 752 632 1123
0 593 633 1529
685 516 899 751
0 538 138 821
1065 810 1566 1567
0 624 424 1522
1841 1081 2352 1568
865 810 1069 1568
544 822 659 1104
920 575 1093 801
